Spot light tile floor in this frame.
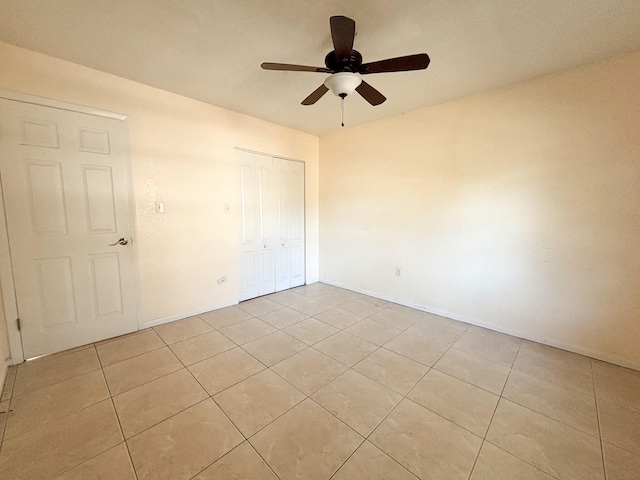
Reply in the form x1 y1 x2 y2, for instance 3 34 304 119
0 282 639 479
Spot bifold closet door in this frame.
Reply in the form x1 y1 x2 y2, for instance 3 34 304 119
238 151 276 301
238 151 305 301
274 158 305 291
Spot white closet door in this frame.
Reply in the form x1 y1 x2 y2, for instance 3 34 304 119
237 151 304 301
238 151 276 301
255 153 276 296
274 158 305 291
288 160 305 288
237 150 259 301
274 158 291 291
0 99 137 358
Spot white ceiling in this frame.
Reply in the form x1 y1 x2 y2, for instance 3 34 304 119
2 0 640 135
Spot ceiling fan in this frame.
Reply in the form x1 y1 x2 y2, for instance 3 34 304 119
261 15 431 110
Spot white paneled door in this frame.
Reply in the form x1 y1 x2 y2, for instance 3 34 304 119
0 99 137 358
238 150 305 301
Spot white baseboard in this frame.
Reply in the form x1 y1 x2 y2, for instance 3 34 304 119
142 300 238 329
320 279 640 372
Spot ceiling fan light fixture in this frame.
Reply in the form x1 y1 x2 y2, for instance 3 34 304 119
324 72 362 98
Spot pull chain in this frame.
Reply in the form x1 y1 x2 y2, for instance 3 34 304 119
340 96 345 127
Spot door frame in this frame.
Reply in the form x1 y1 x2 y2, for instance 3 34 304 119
234 147 307 303
0 89 141 364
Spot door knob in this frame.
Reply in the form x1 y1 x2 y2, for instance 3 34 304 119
282 243 287 247
263 244 268 248
109 238 129 246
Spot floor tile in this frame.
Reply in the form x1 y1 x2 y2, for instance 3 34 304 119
598 399 640 455
5 369 109 439
387 303 424 318
127 399 243 480
408 369 499 437
113 369 208 438
271 348 348 395
1 366 17 401
592 360 640 412
237 298 283 317
368 308 420 330
313 307 363 329
0 400 10 445
405 315 467 345
258 307 308 329
250 398 363 480
312 369 403 436
487 399 604 480
313 290 358 306
296 282 342 298
199 306 253 329
153 316 213 345
54 443 136 480
96 330 165 367
603 442 640 480
188 347 265 395
502 370 599 436
220 318 277 345
384 332 451 366
263 290 307 307
103 347 183 395
434 347 511 395
470 442 554 480
194 441 278 479
333 441 418 480
370 398 482 480
288 298 334 316
214 369 305 437
340 299 385 317
283 317 339 345
169 330 236 366
513 341 594 396
353 347 429 395
453 328 520 367
313 331 378 366
13 347 101 397
0 399 122 480
346 318 403 346
241 331 306 366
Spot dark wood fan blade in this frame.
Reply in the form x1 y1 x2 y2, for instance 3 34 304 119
356 80 386 106
330 16 356 63
302 84 329 105
261 62 332 73
359 53 430 74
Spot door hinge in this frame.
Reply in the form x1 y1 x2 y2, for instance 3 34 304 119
16 318 21 331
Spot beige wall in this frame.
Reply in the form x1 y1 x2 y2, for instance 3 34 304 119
320 50 640 368
0 41 319 358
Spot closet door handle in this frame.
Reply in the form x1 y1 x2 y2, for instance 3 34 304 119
282 243 287 247
263 244 268 249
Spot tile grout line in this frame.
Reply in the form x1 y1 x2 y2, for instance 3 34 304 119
591 358 608 480
96 344 140 480
166 331 284 480
466 339 524 480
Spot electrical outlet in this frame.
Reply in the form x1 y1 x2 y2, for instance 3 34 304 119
217 276 227 285
396 267 402 277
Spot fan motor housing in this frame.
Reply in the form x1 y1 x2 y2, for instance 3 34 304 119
325 49 363 72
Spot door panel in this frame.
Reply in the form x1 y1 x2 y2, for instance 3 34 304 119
287 159 305 288
238 150 258 301
0 99 137 358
